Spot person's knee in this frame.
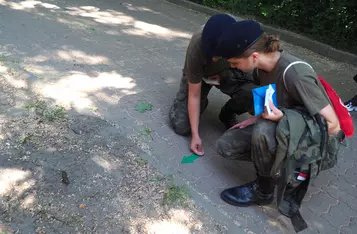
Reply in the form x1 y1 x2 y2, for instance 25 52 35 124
169 107 190 136
169 96 207 136
216 129 251 160
252 120 276 143
216 136 233 159
172 123 191 136
169 115 191 136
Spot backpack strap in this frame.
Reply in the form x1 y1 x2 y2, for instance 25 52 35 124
282 61 314 92
280 61 323 233
282 60 326 167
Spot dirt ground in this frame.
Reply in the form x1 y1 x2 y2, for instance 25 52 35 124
0 67 228 234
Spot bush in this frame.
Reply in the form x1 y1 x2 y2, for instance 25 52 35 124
194 0 357 54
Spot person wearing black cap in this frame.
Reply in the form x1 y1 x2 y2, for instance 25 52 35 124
169 14 258 156
214 20 341 210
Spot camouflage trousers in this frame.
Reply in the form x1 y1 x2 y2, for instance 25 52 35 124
169 68 257 136
216 119 278 177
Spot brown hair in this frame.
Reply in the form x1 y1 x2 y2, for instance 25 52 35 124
239 33 280 58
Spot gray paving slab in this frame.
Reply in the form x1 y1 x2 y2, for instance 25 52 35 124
0 0 357 233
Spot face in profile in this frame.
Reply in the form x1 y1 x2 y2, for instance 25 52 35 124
227 55 256 73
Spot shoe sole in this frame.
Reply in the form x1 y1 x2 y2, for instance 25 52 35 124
220 193 273 207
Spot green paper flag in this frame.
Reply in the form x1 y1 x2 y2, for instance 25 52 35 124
181 153 200 164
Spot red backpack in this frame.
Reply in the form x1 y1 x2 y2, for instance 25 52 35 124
283 61 354 138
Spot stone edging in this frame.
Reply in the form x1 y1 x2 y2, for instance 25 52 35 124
165 0 357 66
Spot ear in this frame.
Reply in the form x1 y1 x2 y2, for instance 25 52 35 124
251 52 259 63
251 52 259 60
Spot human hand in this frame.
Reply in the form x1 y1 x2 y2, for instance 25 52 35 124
190 135 204 156
262 100 283 121
229 115 260 129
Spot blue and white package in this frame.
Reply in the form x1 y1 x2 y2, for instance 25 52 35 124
252 84 277 116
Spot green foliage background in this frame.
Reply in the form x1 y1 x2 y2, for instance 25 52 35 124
190 0 357 54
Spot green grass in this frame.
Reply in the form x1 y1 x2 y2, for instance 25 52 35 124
89 105 99 112
18 133 33 145
163 182 190 206
136 157 148 166
24 100 66 121
144 127 154 140
145 127 151 136
150 175 165 182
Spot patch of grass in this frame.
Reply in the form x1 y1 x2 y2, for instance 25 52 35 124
24 100 66 121
163 182 190 206
18 133 33 144
145 127 151 136
150 175 165 182
136 157 148 166
138 126 154 140
144 127 154 140
44 105 66 121
24 100 47 110
89 105 99 112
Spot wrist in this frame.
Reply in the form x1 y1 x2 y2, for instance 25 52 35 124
191 132 200 139
277 112 284 121
328 124 340 135
253 115 261 121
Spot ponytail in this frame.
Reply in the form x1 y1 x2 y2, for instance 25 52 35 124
240 33 281 58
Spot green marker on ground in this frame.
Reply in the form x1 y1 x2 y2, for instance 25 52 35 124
181 153 200 164
135 101 152 113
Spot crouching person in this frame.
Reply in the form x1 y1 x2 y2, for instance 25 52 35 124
214 20 346 232
169 14 257 156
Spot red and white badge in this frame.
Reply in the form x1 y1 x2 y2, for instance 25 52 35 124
297 173 308 181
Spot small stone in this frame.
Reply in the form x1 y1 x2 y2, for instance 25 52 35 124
61 171 70 185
